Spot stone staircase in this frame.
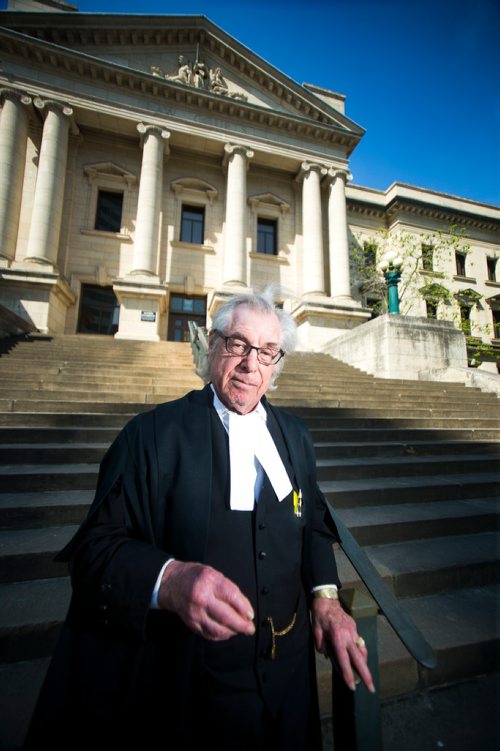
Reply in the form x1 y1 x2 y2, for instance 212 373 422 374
0 335 499 749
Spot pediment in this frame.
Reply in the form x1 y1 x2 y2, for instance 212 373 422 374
248 193 290 215
83 162 137 186
0 12 363 139
170 177 218 203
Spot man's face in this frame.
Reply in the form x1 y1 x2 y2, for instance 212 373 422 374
209 305 282 415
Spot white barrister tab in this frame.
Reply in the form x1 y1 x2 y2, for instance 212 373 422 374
228 410 292 511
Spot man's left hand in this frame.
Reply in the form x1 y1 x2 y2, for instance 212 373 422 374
311 598 375 693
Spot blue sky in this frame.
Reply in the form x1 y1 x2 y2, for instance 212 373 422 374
2 0 499 205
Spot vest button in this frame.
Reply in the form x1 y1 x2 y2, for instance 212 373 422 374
258 523 265 530
261 586 270 595
258 551 267 560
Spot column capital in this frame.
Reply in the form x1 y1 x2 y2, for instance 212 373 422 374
137 123 171 153
222 143 254 170
0 89 32 107
33 97 73 118
295 161 328 183
326 167 352 184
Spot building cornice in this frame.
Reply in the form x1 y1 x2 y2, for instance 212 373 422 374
347 183 500 233
0 25 362 154
385 196 500 233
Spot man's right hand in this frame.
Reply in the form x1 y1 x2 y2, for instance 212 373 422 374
158 560 256 641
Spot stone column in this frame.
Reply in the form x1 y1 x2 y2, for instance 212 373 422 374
222 143 253 286
131 124 170 276
25 98 73 266
327 168 354 302
300 162 327 296
0 90 32 263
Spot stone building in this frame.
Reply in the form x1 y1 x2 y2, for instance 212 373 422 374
0 2 499 364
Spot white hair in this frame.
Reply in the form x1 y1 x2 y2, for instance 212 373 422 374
197 286 297 389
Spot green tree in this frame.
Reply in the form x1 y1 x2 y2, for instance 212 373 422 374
350 225 498 366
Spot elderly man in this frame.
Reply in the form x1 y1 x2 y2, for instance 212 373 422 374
26 290 373 750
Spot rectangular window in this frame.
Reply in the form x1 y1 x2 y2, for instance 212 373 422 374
493 310 500 339
426 300 438 319
95 190 123 233
180 204 205 244
167 294 206 342
455 252 467 277
257 218 277 255
487 257 497 282
421 244 434 272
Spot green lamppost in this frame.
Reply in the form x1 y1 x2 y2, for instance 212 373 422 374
378 250 403 314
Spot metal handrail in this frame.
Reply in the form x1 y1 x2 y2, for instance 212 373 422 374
188 320 208 374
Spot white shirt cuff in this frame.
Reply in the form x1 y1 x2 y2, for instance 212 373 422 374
150 558 175 609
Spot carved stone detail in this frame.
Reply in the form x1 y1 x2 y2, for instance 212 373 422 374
150 55 248 102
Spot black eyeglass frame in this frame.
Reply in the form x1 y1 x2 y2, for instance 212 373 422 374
214 330 285 365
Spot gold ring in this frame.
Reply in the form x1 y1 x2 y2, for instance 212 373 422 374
356 636 365 649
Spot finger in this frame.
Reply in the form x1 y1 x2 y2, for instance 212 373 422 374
213 576 255 621
350 646 375 693
206 593 255 636
312 622 326 655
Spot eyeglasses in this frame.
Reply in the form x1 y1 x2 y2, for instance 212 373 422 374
214 331 285 365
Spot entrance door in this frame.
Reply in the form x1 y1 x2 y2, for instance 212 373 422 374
78 284 119 335
167 294 206 342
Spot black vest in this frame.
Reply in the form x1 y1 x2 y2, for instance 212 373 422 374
201 407 311 713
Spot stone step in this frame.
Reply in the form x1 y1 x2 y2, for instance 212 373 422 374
336 498 499 545
314 440 500 459
277 379 497 400
0 373 199 389
2 377 492 408
274 400 500 418
2 514 498 599
0 443 109 464
2 458 498 497
0 427 121 443
0 388 197 403
307 415 500 430
0 399 153 413
0 525 76 583
0 414 500 444
375 585 499 697
0 412 137 427
1 337 192 352
2 440 499 466
0 464 99 492
316 453 500 481
335 532 499 598
0 428 497 451
0 578 70 662
312 427 500 441
2 395 500 423
0 352 194 375
0 490 92 530
320 472 500 507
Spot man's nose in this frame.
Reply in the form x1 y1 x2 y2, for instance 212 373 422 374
240 347 259 370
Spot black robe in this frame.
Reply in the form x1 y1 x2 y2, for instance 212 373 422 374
25 386 340 750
